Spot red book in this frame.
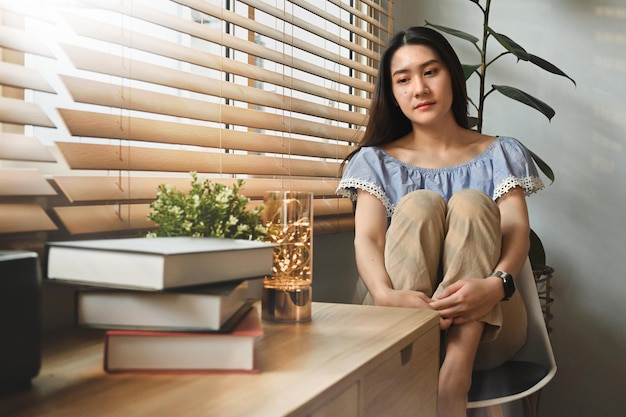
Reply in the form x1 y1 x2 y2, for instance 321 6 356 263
103 307 263 373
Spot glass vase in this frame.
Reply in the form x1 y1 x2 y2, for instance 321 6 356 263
261 191 313 322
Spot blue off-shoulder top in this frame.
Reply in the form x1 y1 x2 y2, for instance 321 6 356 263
336 136 544 218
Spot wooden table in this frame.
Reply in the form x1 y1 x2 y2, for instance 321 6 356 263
0 302 439 417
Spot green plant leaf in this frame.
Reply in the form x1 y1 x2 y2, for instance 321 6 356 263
528 148 555 183
146 172 268 240
529 54 577 86
425 21 479 44
462 63 480 80
467 116 479 129
493 85 555 121
486 27 529 61
529 228 546 267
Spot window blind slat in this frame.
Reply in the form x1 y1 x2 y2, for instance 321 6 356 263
60 44 367 127
61 12 371 110
55 142 342 178
0 61 54 93
58 109 356 160
314 215 355 235
0 168 57 197
0 25 54 58
53 200 353 235
313 198 354 217
53 175 342 203
0 204 57 234
53 204 152 235
61 76 360 143
0 96 54 127
0 133 56 162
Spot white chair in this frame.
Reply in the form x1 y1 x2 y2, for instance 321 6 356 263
467 258 557 417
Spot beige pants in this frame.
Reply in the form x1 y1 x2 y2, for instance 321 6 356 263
364 189 527 370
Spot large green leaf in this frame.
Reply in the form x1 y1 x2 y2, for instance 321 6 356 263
528 148 555 183
529 228 546 267
462 63 481 80
529 54 577 86
486 27 529 61
425 21 479 44
493 85 555 121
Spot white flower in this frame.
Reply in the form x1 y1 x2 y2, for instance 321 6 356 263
169 206 183 216
215 187 234 204
227 215 239 227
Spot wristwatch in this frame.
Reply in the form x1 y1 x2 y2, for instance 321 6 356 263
491 270 516 300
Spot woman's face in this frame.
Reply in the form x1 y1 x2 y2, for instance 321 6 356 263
389 44 454 127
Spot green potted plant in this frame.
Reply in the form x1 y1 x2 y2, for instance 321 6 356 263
146 172 268 241
426 0 576 267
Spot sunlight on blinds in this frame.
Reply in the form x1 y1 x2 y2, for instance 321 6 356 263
0 0 392 243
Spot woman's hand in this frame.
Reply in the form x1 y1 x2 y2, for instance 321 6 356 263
374 288 453 330
429 276 504 325
374 287 433 309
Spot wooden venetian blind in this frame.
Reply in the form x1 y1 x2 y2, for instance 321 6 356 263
0 0 392 240
0 5 58 236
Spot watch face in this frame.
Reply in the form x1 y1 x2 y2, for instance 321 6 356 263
505 275 515 298
493 271 515 299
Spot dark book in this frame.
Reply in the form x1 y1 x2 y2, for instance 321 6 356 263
46 237 275 290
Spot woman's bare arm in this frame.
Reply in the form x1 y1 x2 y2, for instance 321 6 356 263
354 189 435 309
493 186 531 280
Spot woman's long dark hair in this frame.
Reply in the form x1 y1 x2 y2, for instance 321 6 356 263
343 26 469 165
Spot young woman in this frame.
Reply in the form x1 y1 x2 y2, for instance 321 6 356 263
336 26 544 417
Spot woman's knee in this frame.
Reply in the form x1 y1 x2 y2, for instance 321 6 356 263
396 189 445 217
448 189 499 219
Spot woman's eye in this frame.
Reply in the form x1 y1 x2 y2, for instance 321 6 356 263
425 68 438 76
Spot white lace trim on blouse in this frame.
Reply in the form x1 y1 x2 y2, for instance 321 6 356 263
494 175 544 200
336 177 395 218
339 174 545 217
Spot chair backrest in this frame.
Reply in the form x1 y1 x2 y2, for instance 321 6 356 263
509 259 557 375
467 259 558 409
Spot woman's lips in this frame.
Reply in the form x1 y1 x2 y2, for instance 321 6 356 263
415 101 434 110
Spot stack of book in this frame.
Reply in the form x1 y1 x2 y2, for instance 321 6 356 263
46 237 276 373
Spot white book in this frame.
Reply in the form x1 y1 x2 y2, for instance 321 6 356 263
104 307 263 373
46 237 275 290
77 280 252 332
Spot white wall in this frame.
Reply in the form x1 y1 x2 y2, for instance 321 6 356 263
395 1 626 416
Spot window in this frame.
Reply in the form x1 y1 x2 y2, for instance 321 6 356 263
0 0 392 245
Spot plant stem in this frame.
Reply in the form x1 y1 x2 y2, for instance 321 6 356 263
486 51 509 68
477 0 492 133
